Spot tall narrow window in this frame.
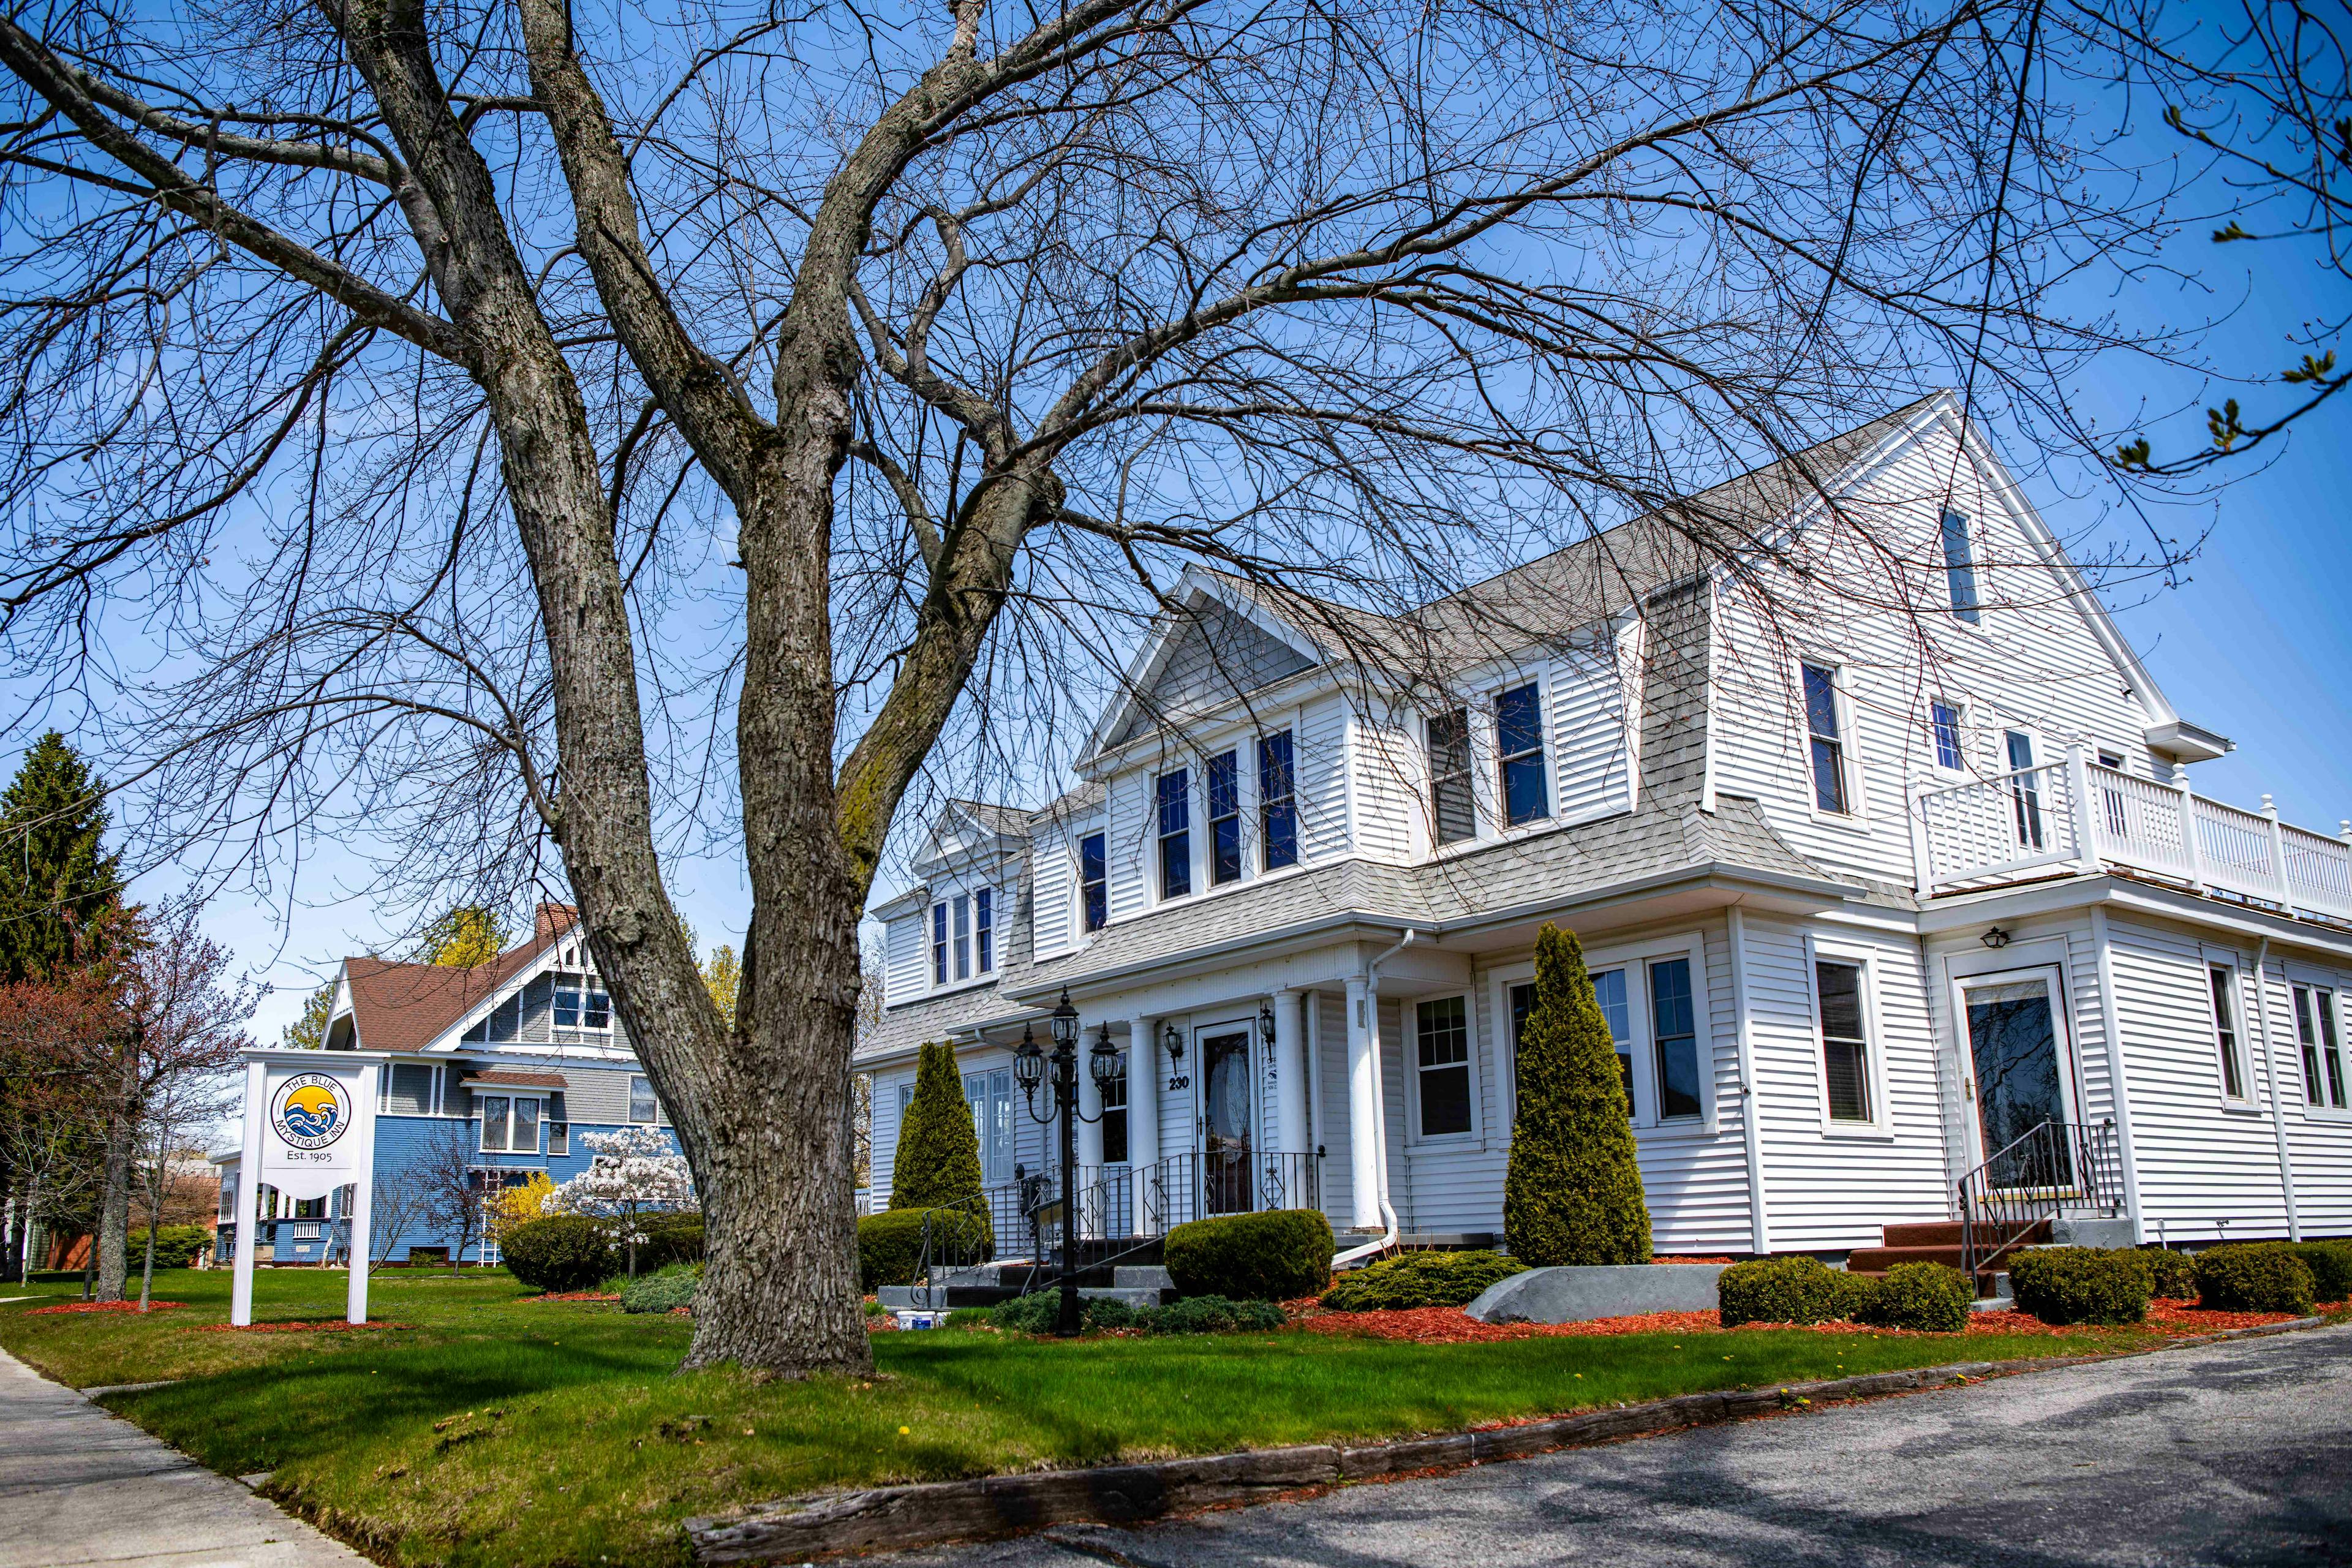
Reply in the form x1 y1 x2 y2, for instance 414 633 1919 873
974 888 994 974
1207 750 1243 885
2209 966 2248 1101
1496 682 1550 826
1427 708 1474 845
1080 832 1108 932
511 1095 540 1155
1593 968 1634 1108
1100 1054 1129 1164
951 894 971 981
1259 731 1298 870
2319 987 2349 1109
630 1074 658 1124
1940 510 1980 622
1156 769 1192 899
1930 700 1964 771
931 902 949 985
480 1095 511 1153
2007 731 2043 850
1815 960 1872 1122
548 1092 568 1158
1650 957 1702 1120
1415 996 1472 1136
1803 664 1849 815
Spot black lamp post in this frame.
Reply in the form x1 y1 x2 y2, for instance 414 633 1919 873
1014 988 1120 1336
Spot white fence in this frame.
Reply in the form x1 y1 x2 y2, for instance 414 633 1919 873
1913 745 2352 922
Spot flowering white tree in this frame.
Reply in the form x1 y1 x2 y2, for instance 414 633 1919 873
542 1126 695 1276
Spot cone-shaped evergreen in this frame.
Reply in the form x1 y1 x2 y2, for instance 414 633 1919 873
0 733 121 982
889 1041 987 1213
1504 923 1653 1265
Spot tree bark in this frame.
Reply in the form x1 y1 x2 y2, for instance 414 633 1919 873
94 1042 137 1301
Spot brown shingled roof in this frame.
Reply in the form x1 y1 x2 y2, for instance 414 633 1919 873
342 907 576 1054
461 1069 569 1089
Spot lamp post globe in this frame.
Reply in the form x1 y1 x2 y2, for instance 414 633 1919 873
1013 1023 1045 1099
1088 1027 1121 1095
1051 988 1081 1052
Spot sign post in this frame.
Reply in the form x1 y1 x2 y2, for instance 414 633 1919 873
231 1049 385 1327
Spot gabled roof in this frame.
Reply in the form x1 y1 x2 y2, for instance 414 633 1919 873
338 907 577 1056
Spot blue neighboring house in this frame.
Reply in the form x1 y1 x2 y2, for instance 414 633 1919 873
213 903 678 1267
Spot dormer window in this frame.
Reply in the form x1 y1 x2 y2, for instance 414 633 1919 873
1427 709 1474 845
1157 769 1193 899
1080 833 1108 932
928 889 995 987
975 888 994 973
1207 750 1242 886
1259 731 1297 870
1496 682 1548 826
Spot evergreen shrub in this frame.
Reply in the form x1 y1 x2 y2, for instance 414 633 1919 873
138 1225 214 1270
2007 1247 2151 1325
500 1215 616 1293
856 1208 986 1291
1504 924 1652 1265
1855 1262 1972 1332
889 1043 992 1252
2138 1247 2198 1299
2285 1240 2352 1303
2194 1243 2316 1314
1164 1208 1333 1301
1321 1250 1524 1311
621 1262 700 1314
1718 1256 1858 1326
636 1212 706 1268
987 1291 1284 1335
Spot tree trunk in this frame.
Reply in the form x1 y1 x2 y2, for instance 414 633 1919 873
94 1109 135 1302
137 1214 156 1310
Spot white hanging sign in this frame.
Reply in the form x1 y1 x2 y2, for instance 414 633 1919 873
232 1049 385 1327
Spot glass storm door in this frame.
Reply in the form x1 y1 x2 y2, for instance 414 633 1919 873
1202 1031 1254 1213
1962 971 2073 1188
964 1068 1014 1185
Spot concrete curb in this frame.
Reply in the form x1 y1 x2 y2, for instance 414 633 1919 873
685 1355 2069 1562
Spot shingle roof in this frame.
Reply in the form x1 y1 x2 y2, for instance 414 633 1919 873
342 911 575 1055
461 1069 570 1089
854 796 1852 1066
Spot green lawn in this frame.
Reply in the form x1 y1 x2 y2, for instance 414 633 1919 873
1 1268 2141 1568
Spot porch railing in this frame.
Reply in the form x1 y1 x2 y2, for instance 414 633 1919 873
1913 745 2352 921
1958 1118 2122 1282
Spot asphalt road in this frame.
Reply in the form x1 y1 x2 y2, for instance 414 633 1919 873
909 1323 2352 1567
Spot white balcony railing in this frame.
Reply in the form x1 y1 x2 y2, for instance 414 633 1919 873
1911 746 2352 922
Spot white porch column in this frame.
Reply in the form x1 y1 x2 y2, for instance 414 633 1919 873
1127 1015 1159 1231
1076 1025 1106 1237
1273 989 1308 1157
1344 974 1381 1231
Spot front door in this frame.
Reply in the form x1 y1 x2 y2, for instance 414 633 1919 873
1202 1031 1254 1213
964 1068 1014 1186
1960 968 2075 1188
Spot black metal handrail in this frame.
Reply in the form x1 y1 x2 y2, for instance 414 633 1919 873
1958 1118 2122 1281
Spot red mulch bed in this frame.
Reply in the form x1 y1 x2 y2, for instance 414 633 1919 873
526 1291 622 1303
1294 1296 2321 1345
195 1320 409 1333
26 1300 184 1315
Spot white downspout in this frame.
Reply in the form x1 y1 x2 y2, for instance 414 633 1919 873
2252 937 2302 1241
2087 906 2145 1243
1335 930 1416 1268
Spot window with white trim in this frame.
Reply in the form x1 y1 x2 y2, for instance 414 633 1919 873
1509 966 1636 1121
1814 960 1872 1123
1930 699 1964 772
2208 967 2249 1102
975 888 994 974
952 895 971 981
1649 957 1702 1120
1415 995 1472 1137
2007 730 2044 850
1496 682 1548 826
1259 731 1298 870
1427 708 1474 845
1080 832 1109 932
1803 664 1849 815
931 902 949 985
1157 769 1193 899
1207 750 1243 885
548 1092 569 1156
1940 510 1980 622
479 1095 540 1155
1100 1054 1129 1164
2295 985 2348 1109
630 1074 659 1124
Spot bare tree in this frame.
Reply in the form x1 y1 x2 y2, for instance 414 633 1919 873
0 0 2200 1368
415 1120 487 1275
362 1164 434 1269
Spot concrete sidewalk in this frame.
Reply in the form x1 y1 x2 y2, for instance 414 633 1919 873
0 1344 366 1568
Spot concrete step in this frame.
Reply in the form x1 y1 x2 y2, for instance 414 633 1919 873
1113 1265 1174 1291
1079 1287 1167 1310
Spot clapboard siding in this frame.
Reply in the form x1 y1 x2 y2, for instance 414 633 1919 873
883 911 925 1007
1707 413 2162 886
1549 637 1635 823
1107 767 1150 922
870 1066 910 1205
2272 952 2352 1239
1298 695 1351 862
1030 825 1077 962
1351 715 1416 863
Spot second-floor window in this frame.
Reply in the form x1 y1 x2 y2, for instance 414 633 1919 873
630 1074 660 1124
1940 509 1980 622
952 895 971 981
1803 664 1849 815
1427 708 1474 845
929 891 992 984
1157 769 1192 899
932 902 949 984
1259 731 1297 870
1208 750 1243 885
975 888 994 973
553 973 610 1032
1931 699 1964 771
1080 832 1108 932
1496 682 1548 826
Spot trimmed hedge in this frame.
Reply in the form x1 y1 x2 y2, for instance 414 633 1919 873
856 1207 986 1292
2286 1240 2352 1303
2195 1243 2316 1314
1322 1250 1524 1312
1717 1256 1869 1327
500 1215 617 1294
1855 1262 1973 1333
1164 1208 1333 1302
636 1212 705 1269
1504 924 1653 1265
2138 1246 2198 1300
989 1292 1284 1336
2007 1246 2150 1325
620 1262 700 1314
